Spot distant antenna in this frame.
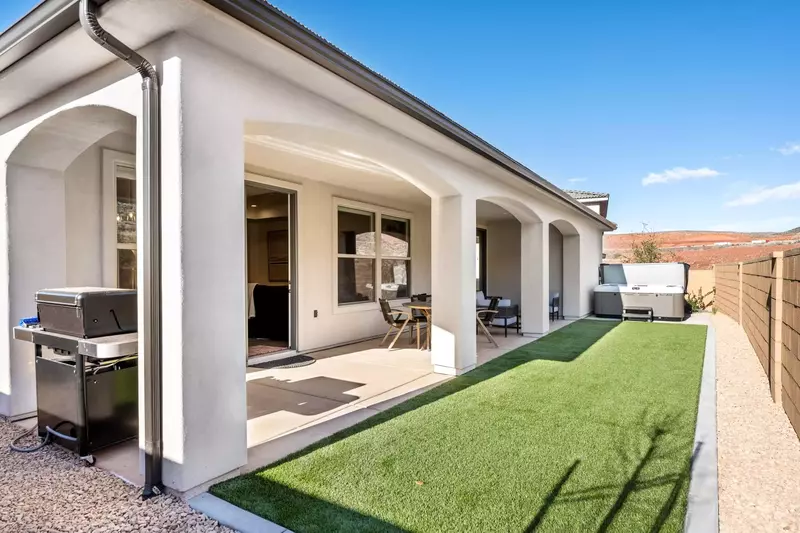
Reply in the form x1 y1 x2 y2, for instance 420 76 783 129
641 222 650 233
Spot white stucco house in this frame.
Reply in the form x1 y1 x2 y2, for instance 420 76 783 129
0 0 615 495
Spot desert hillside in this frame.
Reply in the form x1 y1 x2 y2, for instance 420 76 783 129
604 229 800 269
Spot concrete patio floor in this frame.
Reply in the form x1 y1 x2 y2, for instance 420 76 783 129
244 320 573 473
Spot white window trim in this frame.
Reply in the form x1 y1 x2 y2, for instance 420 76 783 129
333 197 413 315
102 149 136 288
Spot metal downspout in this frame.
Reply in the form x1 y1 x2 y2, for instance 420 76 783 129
78 0 163 498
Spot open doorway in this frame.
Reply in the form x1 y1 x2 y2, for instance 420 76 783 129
245 183 296 361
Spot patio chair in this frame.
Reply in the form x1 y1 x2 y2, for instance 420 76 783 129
493 302 520 337
550 292 560 321
476 297 500 348
379 298 416 350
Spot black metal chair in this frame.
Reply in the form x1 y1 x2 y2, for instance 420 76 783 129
550 292 561 321
493 304 521 337
379 298 412 350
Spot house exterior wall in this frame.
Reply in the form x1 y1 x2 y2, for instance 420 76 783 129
245 173 432 351
486 220 521 305
0 31 609 492
549 225 563 298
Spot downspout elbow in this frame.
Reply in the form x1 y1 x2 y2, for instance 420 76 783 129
79 0 158 82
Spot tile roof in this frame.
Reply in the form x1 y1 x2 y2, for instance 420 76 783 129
565 189 609 200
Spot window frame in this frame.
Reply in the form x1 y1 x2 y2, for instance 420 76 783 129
333 198 413 313
102 149 137 288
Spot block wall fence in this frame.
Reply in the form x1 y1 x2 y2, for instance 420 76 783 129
714 248 800 439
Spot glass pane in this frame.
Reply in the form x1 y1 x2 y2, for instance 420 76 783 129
118 249 137 290
338 258 374 304
381 216 410 257
381 259 410 299
337 208 374 256
117 176 136 245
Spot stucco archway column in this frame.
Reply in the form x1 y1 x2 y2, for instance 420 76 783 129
562 234 581 318
431 194 477 375
521 221 550 336
158 60 247 492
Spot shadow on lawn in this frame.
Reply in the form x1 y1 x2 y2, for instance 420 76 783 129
266 320 619 470
213 320 620 532
525 412 700 533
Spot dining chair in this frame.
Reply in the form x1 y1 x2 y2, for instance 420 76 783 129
379 298 413 350
476 297 500 347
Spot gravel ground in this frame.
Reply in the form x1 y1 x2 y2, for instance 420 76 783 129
0 420 232 533
714 313 800 532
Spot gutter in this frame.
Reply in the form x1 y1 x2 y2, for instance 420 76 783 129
0 0 108 76
0 0 615 231
78 0 163 499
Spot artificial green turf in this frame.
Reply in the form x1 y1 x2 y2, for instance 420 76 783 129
212 320 707 533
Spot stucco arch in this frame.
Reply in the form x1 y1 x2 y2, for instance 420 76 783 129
479 195 542 224
6 105 136 171
0 104 137 418
244 121 461 198
549 218 581 318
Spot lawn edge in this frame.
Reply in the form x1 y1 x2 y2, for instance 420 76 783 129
188 492 293 533
683 314 719 533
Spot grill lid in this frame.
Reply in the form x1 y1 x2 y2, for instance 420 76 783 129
35 287 136 306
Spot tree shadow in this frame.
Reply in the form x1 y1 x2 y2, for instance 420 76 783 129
523 410 699 533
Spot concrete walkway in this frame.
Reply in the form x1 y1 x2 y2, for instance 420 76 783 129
713 313 800 532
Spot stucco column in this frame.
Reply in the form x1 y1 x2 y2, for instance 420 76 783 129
521 221 549 335
562 234 581 318
158 58 247 492
431 194 477 375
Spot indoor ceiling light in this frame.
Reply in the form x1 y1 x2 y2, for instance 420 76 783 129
250 204 257 208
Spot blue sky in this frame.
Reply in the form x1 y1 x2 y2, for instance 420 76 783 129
3 1 798 233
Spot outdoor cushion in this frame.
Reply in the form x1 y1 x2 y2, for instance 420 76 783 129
476 291 491 307
492 316 517 326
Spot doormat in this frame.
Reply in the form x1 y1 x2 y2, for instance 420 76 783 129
250 354 316 370
248 344 288 357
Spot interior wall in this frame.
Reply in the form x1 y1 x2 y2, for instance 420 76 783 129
64 131 136 286
486 220 521 304
549 224 564 299
247 218 289 285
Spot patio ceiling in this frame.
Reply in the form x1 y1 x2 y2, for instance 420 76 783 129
244 134 430 207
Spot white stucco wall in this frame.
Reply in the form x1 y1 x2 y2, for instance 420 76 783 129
486 220 521 305
0 29 609 492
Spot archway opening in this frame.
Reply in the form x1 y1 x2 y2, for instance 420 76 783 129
549 219 581 318
3 104 139 478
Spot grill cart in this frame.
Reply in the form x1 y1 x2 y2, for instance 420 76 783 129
13 288 138 463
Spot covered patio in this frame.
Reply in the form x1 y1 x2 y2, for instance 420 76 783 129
245 320 574 472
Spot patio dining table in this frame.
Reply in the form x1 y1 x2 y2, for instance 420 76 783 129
403 300 497 351
403 301 433 351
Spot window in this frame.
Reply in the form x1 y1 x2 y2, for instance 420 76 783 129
336 201 411 306
115 166 137 289
103 150 137 289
